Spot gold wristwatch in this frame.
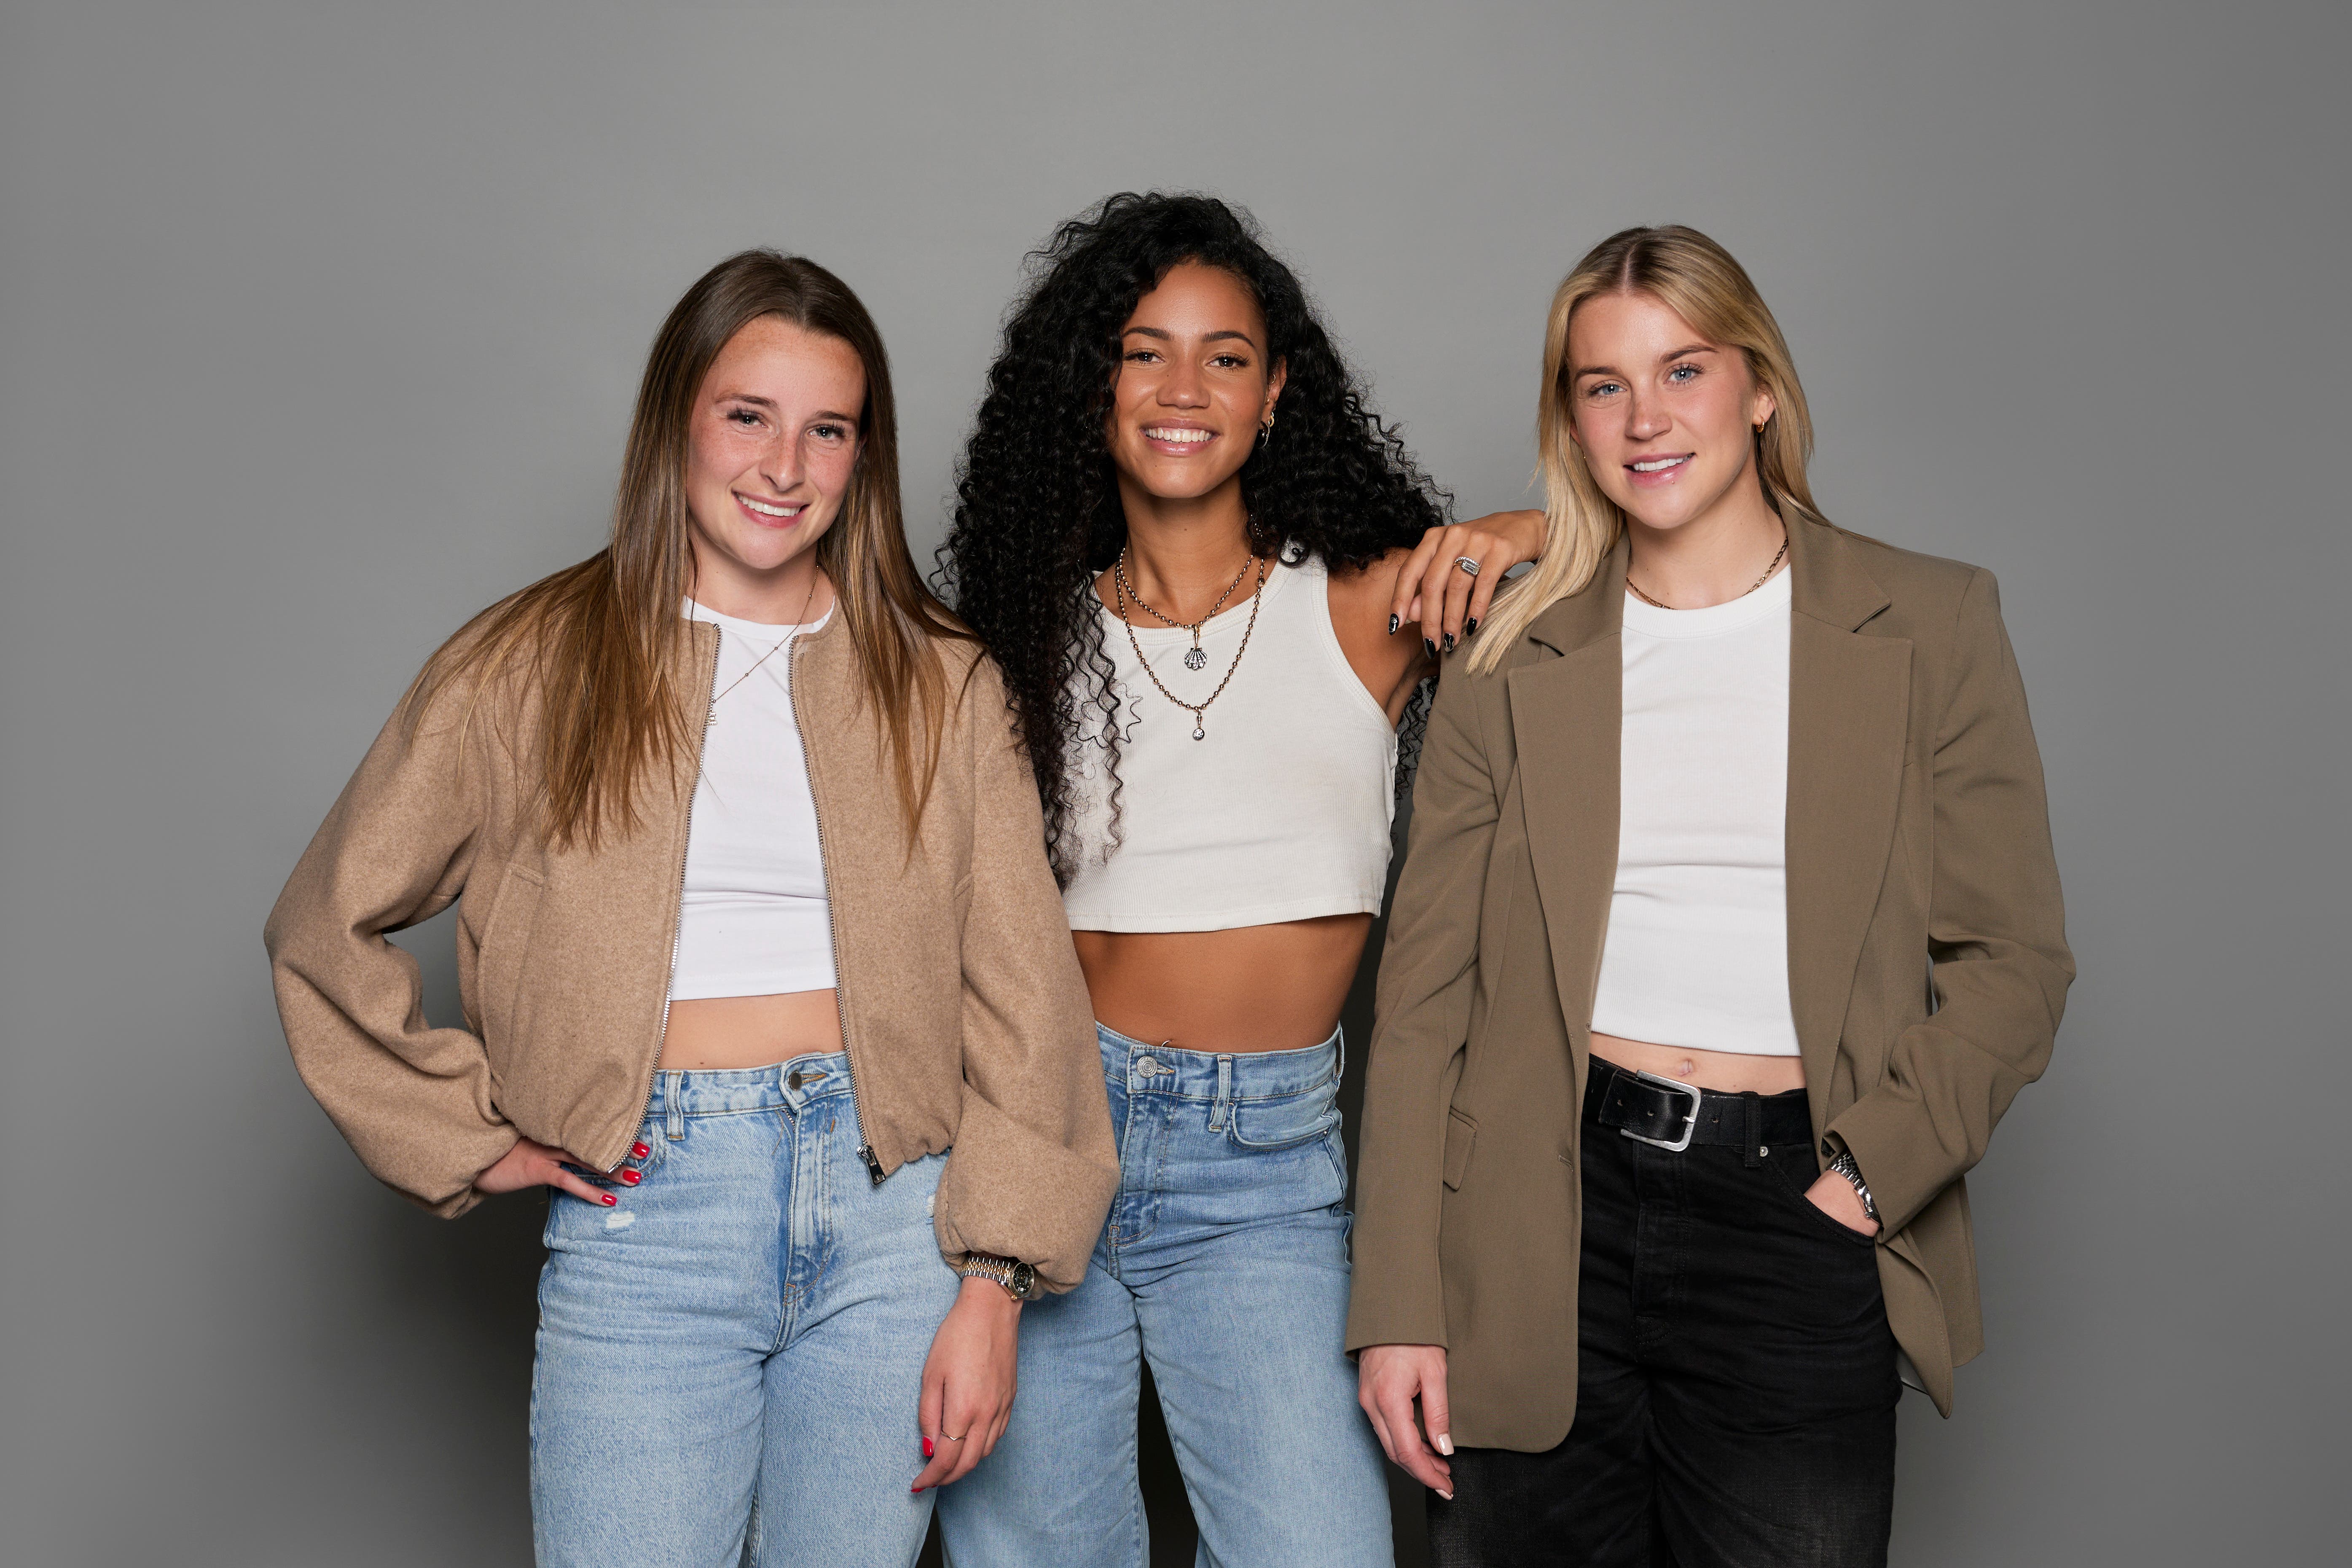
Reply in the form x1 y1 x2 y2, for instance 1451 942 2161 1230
954 1253 1040 1301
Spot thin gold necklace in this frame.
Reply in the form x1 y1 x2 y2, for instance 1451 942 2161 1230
1627 529 1788 611
1114 546 1254 672
706 571 823 710
1112 552 1267 741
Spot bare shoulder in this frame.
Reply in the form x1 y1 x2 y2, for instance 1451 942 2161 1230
1325 546 1417 615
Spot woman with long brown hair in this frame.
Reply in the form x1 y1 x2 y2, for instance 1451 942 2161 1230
265 251 1116 1566
1351 225 2071 1565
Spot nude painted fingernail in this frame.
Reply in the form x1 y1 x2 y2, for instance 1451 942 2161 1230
1439 1489 1455 1501
1437 1434 1454 1455
600 1194 617 1206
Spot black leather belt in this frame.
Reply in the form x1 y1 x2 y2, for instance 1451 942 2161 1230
1586 1055 1812 1154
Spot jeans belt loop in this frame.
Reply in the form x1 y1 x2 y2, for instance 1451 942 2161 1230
665 1069 686 1140
1210 1054 1234 1131
1741 1090 1764 1168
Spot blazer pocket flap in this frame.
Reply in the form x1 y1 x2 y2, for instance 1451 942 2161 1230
1442 1109 1478 1191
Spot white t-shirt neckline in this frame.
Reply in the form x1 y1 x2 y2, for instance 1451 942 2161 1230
1621 564 1791 640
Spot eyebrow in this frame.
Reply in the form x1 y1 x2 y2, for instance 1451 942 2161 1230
1570 344 1719 380
716 392 860 427
1120 325 1262 350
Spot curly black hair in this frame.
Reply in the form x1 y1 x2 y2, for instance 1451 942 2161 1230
937 192 1451 883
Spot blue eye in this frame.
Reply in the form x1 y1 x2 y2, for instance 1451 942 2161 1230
1668 363 1700 382
1587 380 1623 399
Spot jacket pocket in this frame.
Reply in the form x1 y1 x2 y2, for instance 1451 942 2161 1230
476 864 545 1042
1442 1109 1477 1191
1227 1077 1342 1149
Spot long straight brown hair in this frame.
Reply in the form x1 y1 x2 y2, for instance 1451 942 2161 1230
411 250 970 849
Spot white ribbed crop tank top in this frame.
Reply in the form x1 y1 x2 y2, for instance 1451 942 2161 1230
1059 556 1398 933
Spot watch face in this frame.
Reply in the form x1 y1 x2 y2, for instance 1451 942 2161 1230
1010 1262 1038 1300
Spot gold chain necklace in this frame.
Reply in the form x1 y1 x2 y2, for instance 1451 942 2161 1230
1627 530 1788 611
705 572 822 711
1114 546 1253 672
1112 552 1267 741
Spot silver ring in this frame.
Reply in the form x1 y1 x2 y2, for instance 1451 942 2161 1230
1453 556 1481 577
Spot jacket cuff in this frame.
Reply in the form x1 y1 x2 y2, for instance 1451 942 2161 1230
1343 1257 1450 1355
932 1097 1120 1294
1820 1090 1962 1239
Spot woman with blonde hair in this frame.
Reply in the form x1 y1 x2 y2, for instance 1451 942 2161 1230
1350 225 2072 1565
265 251 1117 1567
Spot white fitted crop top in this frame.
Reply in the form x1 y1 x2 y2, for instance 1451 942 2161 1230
1589 568 1800 1055
669 600 836 1001
1059 555 1398 932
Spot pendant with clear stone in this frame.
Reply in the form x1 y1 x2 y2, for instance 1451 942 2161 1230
1192 722 1206 740
1184 645 1208 671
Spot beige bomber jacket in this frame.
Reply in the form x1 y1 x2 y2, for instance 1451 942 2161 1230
265 612 1119 1291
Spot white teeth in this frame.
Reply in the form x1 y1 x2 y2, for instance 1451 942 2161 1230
1631 456 1689 473
1144 427 1212 443
740 496 796 516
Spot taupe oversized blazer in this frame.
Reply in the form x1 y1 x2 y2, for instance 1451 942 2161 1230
1346 514 2071 1443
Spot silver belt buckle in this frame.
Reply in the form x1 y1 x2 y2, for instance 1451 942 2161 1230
1619 1069 1703 1152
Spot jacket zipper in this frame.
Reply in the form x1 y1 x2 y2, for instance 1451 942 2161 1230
611 625 721 1172
790 631 886 1186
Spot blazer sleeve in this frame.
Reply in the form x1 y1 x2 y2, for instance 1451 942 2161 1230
930 657 1121 1293
1824 570 2074 1233
263 679 518 1219
1345 657 1500 1353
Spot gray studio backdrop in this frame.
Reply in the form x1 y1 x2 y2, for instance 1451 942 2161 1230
3 2 2343 1564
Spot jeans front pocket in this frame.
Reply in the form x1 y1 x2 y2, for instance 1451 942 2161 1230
1225 1077 1342 1150
1764 1150 1879 1248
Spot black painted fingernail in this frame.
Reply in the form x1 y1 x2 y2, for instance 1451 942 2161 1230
1464 618 1479 635
1388 614 1400 635
1443 633 1457 653
1424 639 1438 658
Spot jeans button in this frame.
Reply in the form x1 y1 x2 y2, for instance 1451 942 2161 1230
788 1070 804 1090
1133 1056 1161 1078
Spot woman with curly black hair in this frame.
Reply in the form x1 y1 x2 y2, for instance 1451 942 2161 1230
929 193 1544 1568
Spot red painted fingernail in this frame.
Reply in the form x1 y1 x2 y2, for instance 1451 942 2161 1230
911 1484 925 1494
600 1194 617 1206
632 1142 650 1158
922 1438 934 1458
620 1170 642 1186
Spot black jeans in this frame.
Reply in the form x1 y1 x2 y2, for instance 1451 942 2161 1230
1428 1058 1899 1568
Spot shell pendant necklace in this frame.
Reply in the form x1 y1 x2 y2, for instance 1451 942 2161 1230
1112 546 1267 740
1114 546 1254 671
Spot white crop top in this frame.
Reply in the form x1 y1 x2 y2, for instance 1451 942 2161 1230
1589 568 1800 1055
1059 556 1398 933
669 600 837 1001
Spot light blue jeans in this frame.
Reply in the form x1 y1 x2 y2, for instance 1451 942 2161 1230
530 1054 958 1568
934 1024 1393 1568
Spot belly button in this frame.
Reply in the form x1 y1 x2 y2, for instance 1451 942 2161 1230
1676 1059 1696 1078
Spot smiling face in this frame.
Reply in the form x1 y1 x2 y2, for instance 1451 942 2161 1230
1565 290 1776 536
1105 260 1286 506
683 315 866 599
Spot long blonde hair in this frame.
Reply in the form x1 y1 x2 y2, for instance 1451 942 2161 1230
409 250 970 849
1469 226 1822 674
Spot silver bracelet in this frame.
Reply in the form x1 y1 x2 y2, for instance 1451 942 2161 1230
1827 1150 1879 1224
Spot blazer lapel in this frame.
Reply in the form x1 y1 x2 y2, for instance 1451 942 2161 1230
1783 520 1910 1101
1509 537 1628 1066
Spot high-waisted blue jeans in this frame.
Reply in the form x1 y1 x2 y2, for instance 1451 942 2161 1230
529 1055 957 1568
934 1024 1393 1568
